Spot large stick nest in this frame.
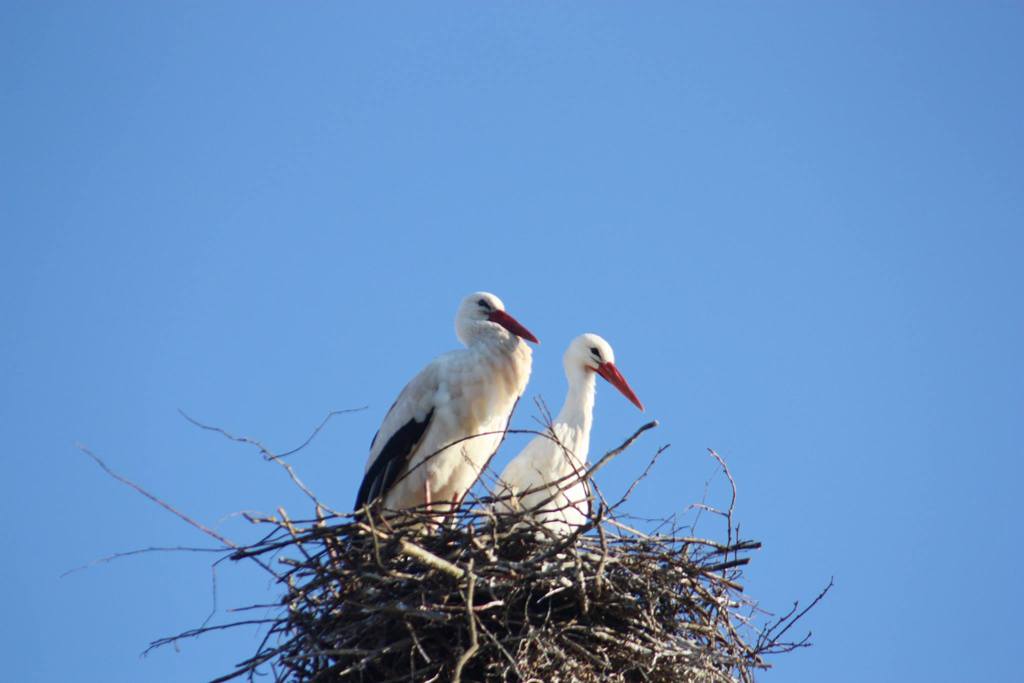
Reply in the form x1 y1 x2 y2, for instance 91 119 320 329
81 415 828 682
223 511 774 683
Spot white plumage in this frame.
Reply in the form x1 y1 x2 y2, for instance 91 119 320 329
355 292 537 514
495 333 643 535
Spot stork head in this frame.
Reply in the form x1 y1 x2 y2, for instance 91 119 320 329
456 291 539 346
566 333 644 411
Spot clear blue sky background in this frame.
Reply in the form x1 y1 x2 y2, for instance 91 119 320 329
3 3 1022 681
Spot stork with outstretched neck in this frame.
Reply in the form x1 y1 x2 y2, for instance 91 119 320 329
495 333 643 535
354 292 538 516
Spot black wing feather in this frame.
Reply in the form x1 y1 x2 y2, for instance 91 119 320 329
354 408 434 510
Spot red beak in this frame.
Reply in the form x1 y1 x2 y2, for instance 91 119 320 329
488 309 539 344
596 362 644 411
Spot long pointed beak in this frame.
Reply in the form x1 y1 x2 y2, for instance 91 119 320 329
488 309 539 344
596 362 644 411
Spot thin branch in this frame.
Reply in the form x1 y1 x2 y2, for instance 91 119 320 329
707 448 737 547
60 545 225 578
178 410 341 515
77 443 237 548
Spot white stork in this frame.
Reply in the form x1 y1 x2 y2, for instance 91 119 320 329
495 333 643 535
354 292 538 516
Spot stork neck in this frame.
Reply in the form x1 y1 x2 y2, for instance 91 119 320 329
557 366 596 429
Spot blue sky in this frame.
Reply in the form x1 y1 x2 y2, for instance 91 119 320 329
3 3 1022 681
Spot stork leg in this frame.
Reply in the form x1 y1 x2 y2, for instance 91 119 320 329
442 500 458 529
423 480 439 532
443 491 468 529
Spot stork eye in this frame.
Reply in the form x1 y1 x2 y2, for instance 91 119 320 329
477 298 492 310
590 347 601 358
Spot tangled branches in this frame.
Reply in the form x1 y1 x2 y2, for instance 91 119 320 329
79 416 829 682
209 512 788 682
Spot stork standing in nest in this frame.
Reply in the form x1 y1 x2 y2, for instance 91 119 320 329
355 292 538 517
495 333 643 535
